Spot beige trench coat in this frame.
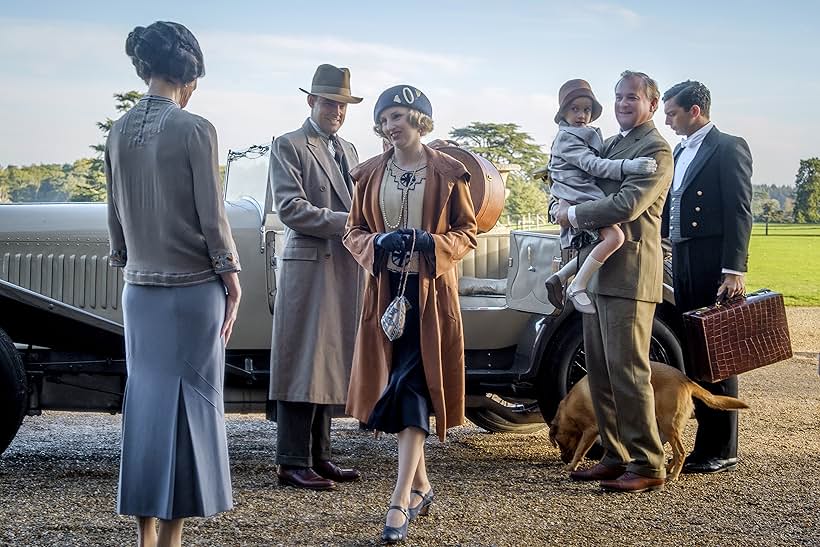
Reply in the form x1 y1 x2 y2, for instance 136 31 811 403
268 119 362 404
343 145 478 441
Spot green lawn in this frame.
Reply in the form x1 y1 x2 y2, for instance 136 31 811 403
745 223 820 306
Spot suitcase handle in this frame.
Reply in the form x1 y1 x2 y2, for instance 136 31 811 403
715 290 746 307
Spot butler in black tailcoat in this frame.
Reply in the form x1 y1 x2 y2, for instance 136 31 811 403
661 80 753 474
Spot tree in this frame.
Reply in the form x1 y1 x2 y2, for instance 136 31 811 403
793 158 820 223
83 91 144 202
449 122 550 217
90 91 144 156
504 174 549 217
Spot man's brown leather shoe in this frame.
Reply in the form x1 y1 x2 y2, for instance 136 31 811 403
277 466 336 491
314 460 361 483
600 472 665 493
569 463 626 481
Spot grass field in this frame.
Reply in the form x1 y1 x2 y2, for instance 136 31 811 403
746 223 819 306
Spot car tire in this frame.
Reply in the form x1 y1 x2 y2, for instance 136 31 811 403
537 314 685 423
0 328 27 455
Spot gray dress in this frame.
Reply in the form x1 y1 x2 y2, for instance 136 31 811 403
106 95 239 519
548 123 625 249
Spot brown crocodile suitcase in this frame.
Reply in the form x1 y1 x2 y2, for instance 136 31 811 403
682 288 793 382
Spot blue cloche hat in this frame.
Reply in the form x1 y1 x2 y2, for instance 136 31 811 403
373 85 433 124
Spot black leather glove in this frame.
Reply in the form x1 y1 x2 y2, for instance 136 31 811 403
398 228 435 253
374 231 406 253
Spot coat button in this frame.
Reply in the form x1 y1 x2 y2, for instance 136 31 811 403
692 221 698 227
695 206 701 212
697 190 703 196
671 206 675 211
320 186 326 192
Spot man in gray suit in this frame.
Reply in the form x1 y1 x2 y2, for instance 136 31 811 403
269 64 363 490
556 70 673 493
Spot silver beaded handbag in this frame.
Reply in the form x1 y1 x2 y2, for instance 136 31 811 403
380 230 416 341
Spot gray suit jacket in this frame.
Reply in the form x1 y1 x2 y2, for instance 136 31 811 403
574 120 673 303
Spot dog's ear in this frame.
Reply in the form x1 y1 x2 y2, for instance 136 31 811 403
548 421 559 448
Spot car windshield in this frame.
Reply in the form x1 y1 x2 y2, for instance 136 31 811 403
224 143 271 211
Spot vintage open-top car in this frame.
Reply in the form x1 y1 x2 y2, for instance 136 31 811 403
0 143 684 454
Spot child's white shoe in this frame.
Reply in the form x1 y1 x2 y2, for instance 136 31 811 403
568 287 596 314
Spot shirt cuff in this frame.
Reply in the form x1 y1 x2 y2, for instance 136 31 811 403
211 252 241 274
109 249 127 268
568 206 579 229
722 268 744 276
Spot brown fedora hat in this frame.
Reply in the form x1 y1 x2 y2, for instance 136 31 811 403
299 63 363 104
554 79 602 124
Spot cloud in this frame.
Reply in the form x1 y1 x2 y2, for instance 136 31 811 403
588 3 644 26
0 14 811 186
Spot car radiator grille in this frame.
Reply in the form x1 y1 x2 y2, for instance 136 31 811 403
1 250 122 311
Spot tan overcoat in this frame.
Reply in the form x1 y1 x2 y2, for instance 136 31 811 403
343 145 477 441
268 119 362 405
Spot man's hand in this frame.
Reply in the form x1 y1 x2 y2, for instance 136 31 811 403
717 273 745 301
555 199 571 228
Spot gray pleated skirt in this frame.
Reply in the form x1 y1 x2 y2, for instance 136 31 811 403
117 280 233 520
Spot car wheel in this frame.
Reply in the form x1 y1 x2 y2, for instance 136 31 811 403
537 314 684 423
465 395 546 434
0 328 27 455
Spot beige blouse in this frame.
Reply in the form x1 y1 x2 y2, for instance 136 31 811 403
105 95 240 286
379 162 427 273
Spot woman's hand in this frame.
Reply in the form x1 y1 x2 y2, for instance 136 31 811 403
219 271 242 344
375 231 406 252
398 228 435 253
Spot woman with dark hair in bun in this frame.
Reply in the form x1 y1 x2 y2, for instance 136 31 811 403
105 21 240 547
343 85 477 544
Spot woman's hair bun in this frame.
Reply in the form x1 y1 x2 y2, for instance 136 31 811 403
124 26 146 57
125 21 205 85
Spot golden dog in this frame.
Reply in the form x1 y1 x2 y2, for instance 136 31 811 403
548 361 749 481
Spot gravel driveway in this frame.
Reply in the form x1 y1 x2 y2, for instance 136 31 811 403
1 309 818 546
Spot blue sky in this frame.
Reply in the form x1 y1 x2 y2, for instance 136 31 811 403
1 0 817 185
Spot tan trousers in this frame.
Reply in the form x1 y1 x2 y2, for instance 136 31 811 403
582 293 666 478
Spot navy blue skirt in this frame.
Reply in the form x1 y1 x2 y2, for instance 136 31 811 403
367 272 432 435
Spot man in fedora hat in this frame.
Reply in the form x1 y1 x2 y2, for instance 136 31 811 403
268 64 363 490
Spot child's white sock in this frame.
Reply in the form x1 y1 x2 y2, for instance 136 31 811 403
554 259 578 284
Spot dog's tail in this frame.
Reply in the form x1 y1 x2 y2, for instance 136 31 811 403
690 382 750 410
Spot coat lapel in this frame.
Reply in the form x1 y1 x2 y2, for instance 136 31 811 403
673 143 683 162
605 121 655 159
421 146 455 230
679 126 719 193
303 120 353 209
